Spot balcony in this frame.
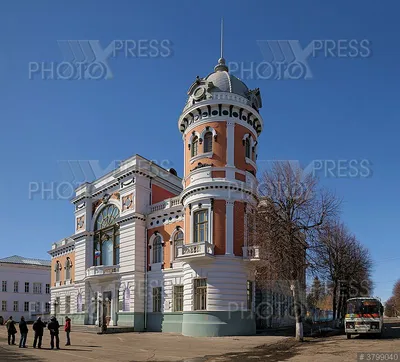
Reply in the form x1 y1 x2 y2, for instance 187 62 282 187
85 265 120 279
242 246 260 261
150 196 181 213
176 242 214 260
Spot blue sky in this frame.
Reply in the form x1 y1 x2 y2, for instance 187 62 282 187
1 0 399 302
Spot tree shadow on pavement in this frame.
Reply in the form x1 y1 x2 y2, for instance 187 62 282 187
256 326 296 337
173 339 301 362
0 346 42 361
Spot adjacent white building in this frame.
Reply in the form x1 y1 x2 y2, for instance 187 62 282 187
0 255 51 322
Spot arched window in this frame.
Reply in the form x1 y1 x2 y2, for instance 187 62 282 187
191 136 199 157
245 138 251 158
124 288 130 311
96 204 119 230
153 235 162 263
194 210 208 243
65 258 72 280
174 230 184 259
203 132 213 153
55 261 61 282
93 204 120 266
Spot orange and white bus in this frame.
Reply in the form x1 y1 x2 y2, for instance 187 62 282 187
345 297 384 339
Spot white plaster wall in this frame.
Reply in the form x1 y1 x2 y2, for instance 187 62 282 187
0 264 51 321
74 239 87 282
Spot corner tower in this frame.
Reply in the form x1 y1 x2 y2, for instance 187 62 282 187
177 57 264 336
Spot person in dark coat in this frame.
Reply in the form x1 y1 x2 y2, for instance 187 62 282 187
18 316 28 348
32 316 46 348
64 316 71 346
47 316 60 349
5 316 17 345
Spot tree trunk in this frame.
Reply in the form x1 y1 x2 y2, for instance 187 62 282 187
291 281 303 342
337 285 343 321
332 280 338 321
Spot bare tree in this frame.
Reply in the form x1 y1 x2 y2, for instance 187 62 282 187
385 296 398 317
251 161 339 341
393 280 400 312
314 222 373 322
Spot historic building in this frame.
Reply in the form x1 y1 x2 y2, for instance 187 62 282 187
48 56 294 336
0 256 51 322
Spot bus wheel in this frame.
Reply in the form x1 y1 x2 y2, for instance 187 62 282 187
346 334 351 339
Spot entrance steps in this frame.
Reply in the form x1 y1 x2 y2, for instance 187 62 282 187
72 325 135 334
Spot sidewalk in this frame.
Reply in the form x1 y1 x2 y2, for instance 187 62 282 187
0 326 289 362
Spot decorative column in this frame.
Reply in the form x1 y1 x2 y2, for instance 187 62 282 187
225 201 235 255
226 121 235 167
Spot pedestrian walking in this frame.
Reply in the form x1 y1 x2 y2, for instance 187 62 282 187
18 316 28 348
64 316 71 346
32 316 46 349
47 316 60 349
5 316 17 345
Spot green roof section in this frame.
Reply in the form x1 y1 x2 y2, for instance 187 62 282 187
0 255 51 267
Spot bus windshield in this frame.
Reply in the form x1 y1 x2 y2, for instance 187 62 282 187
346 299 381 315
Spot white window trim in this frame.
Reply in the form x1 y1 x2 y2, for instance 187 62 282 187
243 133 257 164
199 126 217 140
245 157 257 170
148 233 164 265
190 201 213 245
188 131 201 146
170 228 184 262
189 151 213 164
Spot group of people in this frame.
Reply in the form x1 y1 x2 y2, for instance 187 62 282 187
4 315 71 349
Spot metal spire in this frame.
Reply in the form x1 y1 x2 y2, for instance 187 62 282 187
220 18 224 60
214 18 228 72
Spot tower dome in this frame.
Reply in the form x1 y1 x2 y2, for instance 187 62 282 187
183 57 262 114
204 58 249 98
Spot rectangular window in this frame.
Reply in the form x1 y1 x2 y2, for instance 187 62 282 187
25 282 29 293
13 301 19 312
247 281 253 311
34 302 41 313
194 278 207 311
24 302 29 312
33 283 42 294
65 296 71 314
2 281 7 292
45 302 50 313
173 285 184 312
2 301 7 311
194 210 208 243
45 284 50 294
152 287 162 312
14 281 19 293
